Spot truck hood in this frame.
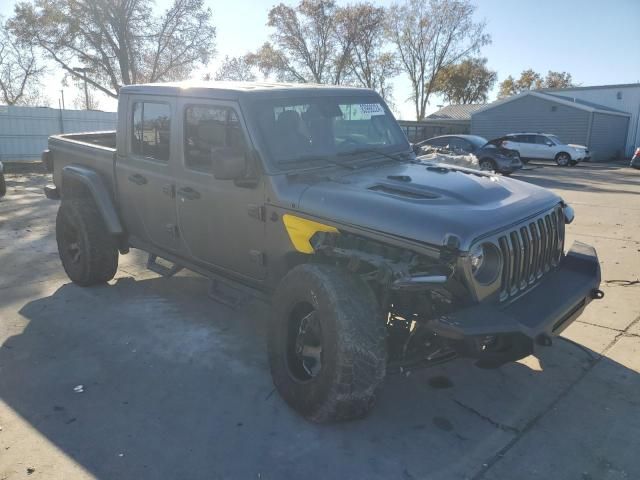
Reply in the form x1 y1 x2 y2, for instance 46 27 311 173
296 162 562 251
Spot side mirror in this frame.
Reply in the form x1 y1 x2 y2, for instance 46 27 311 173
546 141 553 147
211 147 246 180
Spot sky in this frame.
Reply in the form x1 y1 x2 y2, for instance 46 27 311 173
1 0 639 119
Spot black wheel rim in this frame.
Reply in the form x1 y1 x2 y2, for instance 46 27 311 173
61 216 82 264
286 302 323 382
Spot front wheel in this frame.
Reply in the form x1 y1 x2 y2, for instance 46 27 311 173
555 152 571 167
268 264 387 423
56 199 119 286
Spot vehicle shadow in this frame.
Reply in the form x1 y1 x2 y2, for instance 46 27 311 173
2 275 639 479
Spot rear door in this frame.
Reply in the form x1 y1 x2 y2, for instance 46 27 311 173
513 135 536 158
174 98 266 281
117 97 180 252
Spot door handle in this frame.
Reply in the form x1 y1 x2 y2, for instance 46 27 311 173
128 173 147 185
177 186 201 200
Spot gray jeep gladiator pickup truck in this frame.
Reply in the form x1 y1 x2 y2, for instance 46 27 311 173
42 81 603 423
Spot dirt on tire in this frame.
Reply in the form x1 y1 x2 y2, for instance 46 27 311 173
268 264 387 423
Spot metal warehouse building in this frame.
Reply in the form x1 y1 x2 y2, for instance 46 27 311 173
471 89 633 161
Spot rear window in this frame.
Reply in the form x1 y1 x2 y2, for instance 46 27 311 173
132 102 171 161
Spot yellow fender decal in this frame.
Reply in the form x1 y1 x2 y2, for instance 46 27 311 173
282 214 338 254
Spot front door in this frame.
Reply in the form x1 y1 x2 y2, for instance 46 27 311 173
117 98 179 252
174 99 266 281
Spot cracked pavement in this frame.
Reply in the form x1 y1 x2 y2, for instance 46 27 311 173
0 161 639 480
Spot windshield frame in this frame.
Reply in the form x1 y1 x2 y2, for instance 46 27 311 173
242 93 411 173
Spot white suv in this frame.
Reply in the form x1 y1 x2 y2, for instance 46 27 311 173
493 133 590 166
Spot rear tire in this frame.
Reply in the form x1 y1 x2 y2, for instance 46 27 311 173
268 264 387 423
56 199 118 286
479 159 497 172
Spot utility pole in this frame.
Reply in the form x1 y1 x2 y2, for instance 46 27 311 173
73 67 90 110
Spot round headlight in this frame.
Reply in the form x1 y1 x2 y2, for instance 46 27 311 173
469 243 501 285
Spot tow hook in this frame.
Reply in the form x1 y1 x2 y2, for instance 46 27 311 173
591 289 605 300
536 334 553 347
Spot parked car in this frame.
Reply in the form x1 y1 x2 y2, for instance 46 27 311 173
414 134 523 175
0 161 6 198
42 82 602 423
489 133 590 166
631 147 640 169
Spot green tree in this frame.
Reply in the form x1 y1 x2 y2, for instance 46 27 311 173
433 57 496 104
498 69 574 98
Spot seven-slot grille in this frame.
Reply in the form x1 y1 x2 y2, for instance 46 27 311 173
498 205 565 301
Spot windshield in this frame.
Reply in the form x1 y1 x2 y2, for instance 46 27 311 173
248 96 409 169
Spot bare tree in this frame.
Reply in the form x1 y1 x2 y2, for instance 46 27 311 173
0 19 45 105
246 0 350 84
335 3 399 103
433 57 496 104
208 55 257 82
387 0 490 120
9 0 216 98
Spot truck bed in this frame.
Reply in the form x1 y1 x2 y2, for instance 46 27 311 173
48 131 117 195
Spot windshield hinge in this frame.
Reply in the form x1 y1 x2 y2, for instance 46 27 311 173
248 204 266 222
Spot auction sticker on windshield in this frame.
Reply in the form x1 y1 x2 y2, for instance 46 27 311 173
360 103 385 116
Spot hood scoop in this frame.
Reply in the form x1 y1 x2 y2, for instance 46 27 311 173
368 183 439 200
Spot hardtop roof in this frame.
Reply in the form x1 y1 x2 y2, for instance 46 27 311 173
119 81 374 100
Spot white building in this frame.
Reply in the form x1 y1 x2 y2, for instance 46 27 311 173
544 83 640 158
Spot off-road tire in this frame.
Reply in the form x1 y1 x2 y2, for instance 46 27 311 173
56 199 118 286
0 172 6 198
268 264 387 423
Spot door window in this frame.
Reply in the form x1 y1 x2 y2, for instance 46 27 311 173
131 102 171 161
536 135 552 145
523 135 537 144
447 137 473 153
184 105 248 173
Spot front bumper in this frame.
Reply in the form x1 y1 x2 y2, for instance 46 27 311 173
429 241 602 365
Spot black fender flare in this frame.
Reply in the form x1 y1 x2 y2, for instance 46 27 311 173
61 165 124 236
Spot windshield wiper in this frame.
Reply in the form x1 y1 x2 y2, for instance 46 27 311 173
337 147 415 164
278 153 357 169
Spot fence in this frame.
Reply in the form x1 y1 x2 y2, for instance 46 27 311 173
0 105 117 161
398 119 470 143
